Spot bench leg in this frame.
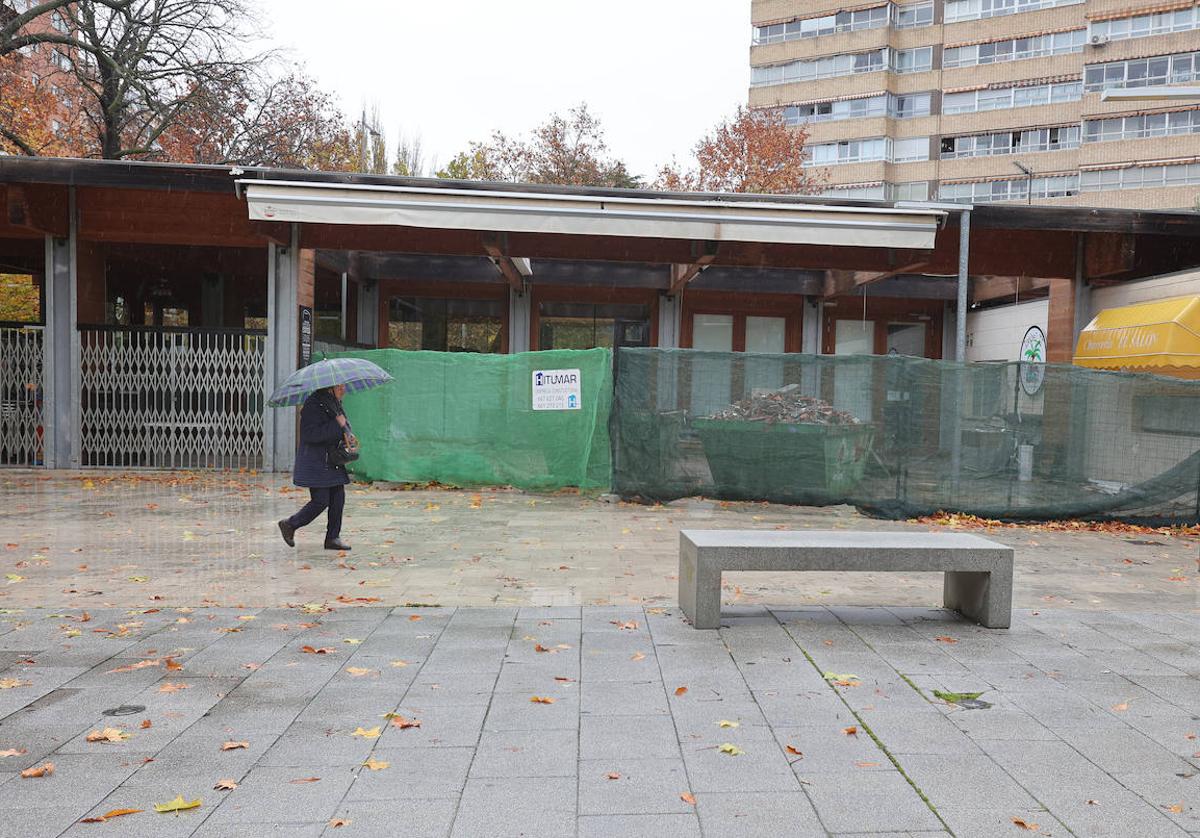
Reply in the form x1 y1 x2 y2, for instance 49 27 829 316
943 570 1011 629
678 544 722 629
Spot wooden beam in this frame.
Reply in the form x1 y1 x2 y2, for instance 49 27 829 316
481 233 526 291
822 255 930 298
970 275 1052 305
250 220 291 247
5 184 69 238
669 242 720 293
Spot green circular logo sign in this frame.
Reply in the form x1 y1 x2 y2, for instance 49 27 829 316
1020 326 1046 395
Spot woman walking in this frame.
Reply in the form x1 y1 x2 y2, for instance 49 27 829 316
278 384 354 551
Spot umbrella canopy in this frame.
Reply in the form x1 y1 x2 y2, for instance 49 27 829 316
268 358 393 407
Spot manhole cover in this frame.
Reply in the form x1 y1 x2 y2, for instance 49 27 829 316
956 699 992 710
101 704 145 717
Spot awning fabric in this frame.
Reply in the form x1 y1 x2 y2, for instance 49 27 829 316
239 181 943 250
1074 295 1200 371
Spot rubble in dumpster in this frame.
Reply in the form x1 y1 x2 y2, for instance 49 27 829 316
707 384 861 426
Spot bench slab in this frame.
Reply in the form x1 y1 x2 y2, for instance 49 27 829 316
679 530 1013 629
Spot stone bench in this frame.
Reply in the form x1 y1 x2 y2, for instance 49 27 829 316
679 530 1013 629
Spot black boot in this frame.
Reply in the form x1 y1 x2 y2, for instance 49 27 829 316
278 519 296 547
325 537 351 551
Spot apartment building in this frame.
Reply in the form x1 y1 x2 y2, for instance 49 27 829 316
0 0 78 149
750 0 1200 209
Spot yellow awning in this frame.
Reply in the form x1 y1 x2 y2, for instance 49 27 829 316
1074 295 1200 372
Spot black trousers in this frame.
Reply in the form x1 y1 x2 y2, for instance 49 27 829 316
287 485 345 540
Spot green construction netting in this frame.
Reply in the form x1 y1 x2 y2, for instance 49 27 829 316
613 348 1200 524
323 348 613 491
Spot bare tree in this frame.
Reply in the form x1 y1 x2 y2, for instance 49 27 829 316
392 130 425 177
1 0 268 159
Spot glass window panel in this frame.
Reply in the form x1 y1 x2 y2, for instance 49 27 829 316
835 320 874 355
887 323 926 357
745 317 787 354
692 314 734 352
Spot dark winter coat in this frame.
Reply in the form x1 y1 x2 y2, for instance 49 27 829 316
293 390 353 488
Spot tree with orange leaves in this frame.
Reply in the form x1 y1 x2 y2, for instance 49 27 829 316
655 106 824 195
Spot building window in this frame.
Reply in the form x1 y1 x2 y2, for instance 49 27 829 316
940 125 1080 158
782 95 888 125
891 137 930 163
51 10 69 33
538 302 651 351
889 181 930 201
1084 109 1200 142
890 92 932 118
753 5 889 45
939 174 1080 203
822 183 889 199
751 48 888 87
943 81 1082 114
807 138 890 166
892 47 933 74
1084 51 1200 92
51 50 71 71
388 297 505 353
944 0 1083 24
894 1 935 29
1080 162 1200 192
944 29 1085 68
1091 8 1200 43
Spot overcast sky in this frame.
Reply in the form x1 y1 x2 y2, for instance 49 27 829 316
258 0 751 180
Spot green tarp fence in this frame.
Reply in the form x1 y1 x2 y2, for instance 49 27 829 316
612 348 1200 524
324 348 612 491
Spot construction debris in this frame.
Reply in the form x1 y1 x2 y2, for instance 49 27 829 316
708 385 861 426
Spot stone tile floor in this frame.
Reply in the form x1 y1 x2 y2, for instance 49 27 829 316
0 604 1197 837
0 470 1197 835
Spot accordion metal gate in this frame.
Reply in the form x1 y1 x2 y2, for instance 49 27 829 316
79 327 267 469
0 326 45 467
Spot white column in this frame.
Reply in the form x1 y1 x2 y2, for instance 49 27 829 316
357 279 379 346
657 293 682 349
508 284 531 353
41 189 78 469
265 226 300 472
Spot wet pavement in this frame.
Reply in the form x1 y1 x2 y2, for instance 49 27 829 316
0 471 1197 836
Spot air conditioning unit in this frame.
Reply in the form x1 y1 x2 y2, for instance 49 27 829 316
1090 34 1110 46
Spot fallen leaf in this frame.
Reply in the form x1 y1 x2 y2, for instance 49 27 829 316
20 762 53 778
1186 733 1197 741
108 659 160 674
343 638 362 645
329 819 350 828
717 743 744 756
0 678 31 689
1112 702 1130 712
630 652 646 661
554 676 574 682
786 745 802 757
86 727 131 743
530 696 556 704
81 808 142 823
301 646 335 655
140 719 152 730
680 792 696 805
1086 799 1099 805
0 748 28 757
606 772 621 780
214 779 237 790
153 796 200 813
675 686 688 696
408 615 422 622
718 720 739 728
390 660 408 668
1011 817 1039 831
385 714 421 729
158 682 189 693
610 620 639 630
289 777 321 784
842 726 858 736
345 667 377 677
164 658 183 671
1166 803 1185 814
534 644 555 654
221 741 249 751
855 761 880 768
362 758 390 771
934 635 958 644
352 726 381 739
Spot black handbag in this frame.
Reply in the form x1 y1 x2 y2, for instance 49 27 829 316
317 396 359 466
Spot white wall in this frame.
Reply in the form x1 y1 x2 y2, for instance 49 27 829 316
965 299 1049 362
1090 267 1200 315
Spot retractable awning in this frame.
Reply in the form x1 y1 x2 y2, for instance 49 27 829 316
1074 295 1200 374
238 180 944 250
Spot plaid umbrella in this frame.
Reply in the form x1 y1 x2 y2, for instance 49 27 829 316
267 358 393 407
